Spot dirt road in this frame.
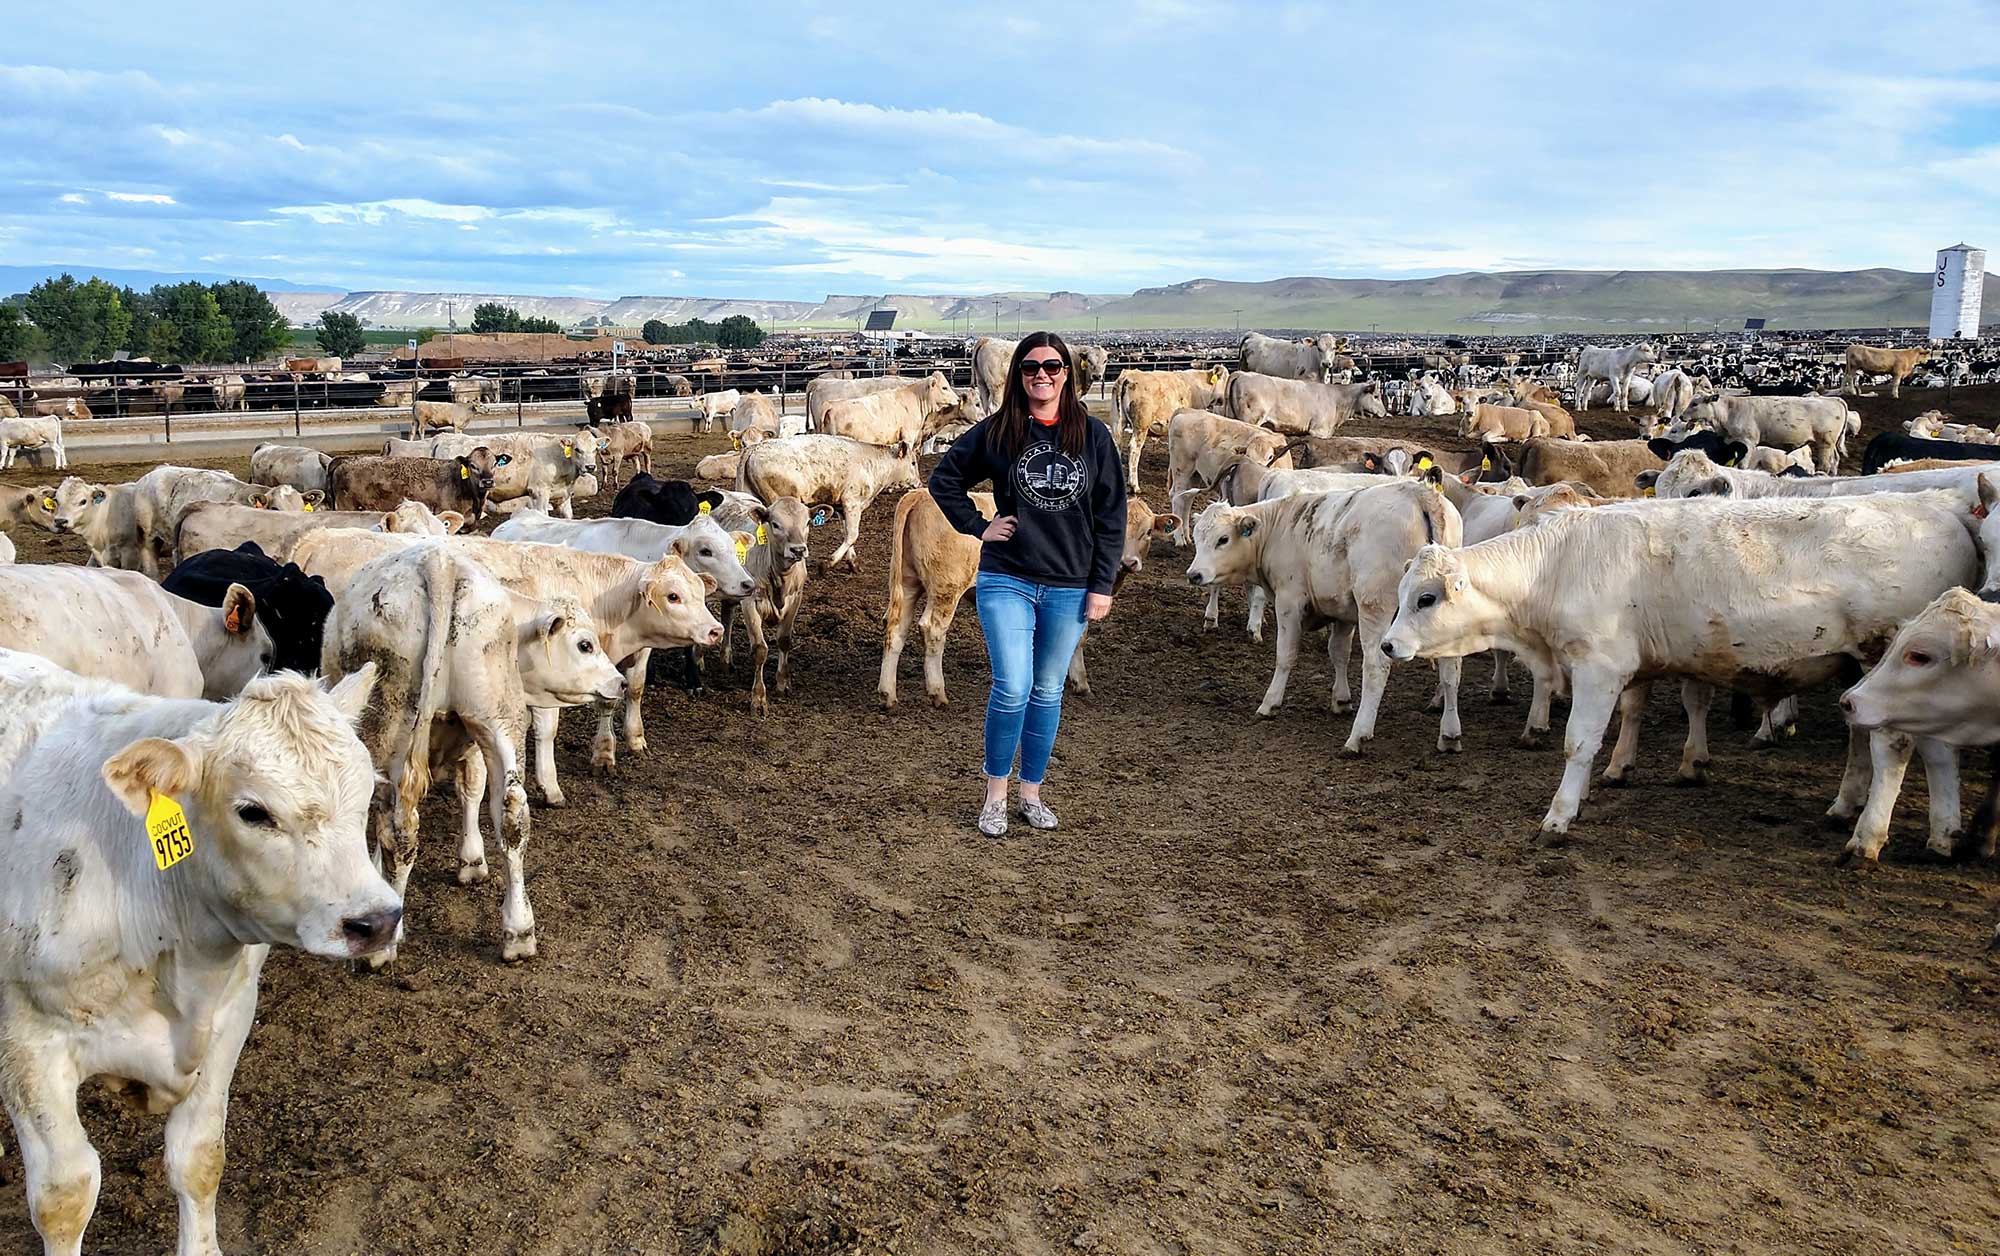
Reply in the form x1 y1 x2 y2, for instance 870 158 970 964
0 387 1995 1254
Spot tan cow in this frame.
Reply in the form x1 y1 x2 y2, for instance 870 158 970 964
1844 343 1929 397
1 484 60 534
878 491 1176 707
819 372 961 448
1112 366 1230 492
717 497 823 715
598 420 655 484
1505 438 1666 499
413 399 475 434
175 499 461 566
695 451 741 481
1460 403 1551 444
133 468 312 578
250 442 335 495
1163 410 1296 544
737 434 920 570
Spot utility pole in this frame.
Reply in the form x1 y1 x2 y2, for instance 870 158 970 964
994 300 1000 331
1233 309 1243 333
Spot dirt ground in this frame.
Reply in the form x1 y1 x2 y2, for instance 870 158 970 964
1 384 1997 1255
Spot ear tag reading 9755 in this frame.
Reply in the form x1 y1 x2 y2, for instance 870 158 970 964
147 792 194 871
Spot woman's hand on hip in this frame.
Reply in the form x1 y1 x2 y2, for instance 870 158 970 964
1085 592 1113 622
981 515 1017 543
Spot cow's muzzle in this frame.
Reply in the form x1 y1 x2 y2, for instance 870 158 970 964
342 906 403 955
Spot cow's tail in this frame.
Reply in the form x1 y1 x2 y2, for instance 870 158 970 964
884 490 920 638
1111 375 1130 439
1267 437 1309 467
734 448 754 495
401 544 456 815
1213 458 1249 505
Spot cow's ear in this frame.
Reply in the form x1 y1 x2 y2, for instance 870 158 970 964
1725 442 1749 467
697 490 725 512
1634 470 1661 492
698 571 718 596
249 493 271 510
809 506 831 527
302 490 326 508
101 736 202 817
222 583 257 634
1361 453 1382 471
1236 518 1257 539
1152 512 1181 536
1979 472 2000 515
1646 438 1674 460
326 662 378 723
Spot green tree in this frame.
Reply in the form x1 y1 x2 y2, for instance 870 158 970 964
119 285 159 357
0 304 44 362
316 310 366 357
641 318 671 345
414 327 437 345
210 280 290 362
470 302 521 334
24 274 132 362
143 282 235 364
716 314 765 350
518 315 562 334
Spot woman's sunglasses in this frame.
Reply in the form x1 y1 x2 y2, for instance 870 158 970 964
1020 358 1067 377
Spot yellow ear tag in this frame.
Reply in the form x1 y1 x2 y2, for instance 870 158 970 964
1643 487 1656 498
459 466 469 480
698 500 712 515
734 536 750 563
755 523 767 546
147 792 194 871
303 503 314 512
1480 456 1491 471
562 442 574 457
1417 455 1434 471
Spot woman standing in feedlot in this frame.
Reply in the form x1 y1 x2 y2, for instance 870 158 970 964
928 331 1127 838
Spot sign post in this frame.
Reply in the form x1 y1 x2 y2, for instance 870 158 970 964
407 339 420 437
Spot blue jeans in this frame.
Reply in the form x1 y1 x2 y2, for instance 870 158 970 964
976 572 1090 784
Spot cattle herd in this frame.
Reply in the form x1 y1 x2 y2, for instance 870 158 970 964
0 326 1997 1251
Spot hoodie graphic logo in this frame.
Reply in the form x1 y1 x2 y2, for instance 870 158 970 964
1014 440 1085 511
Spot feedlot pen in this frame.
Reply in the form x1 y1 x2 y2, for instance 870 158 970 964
0 389 1995 1254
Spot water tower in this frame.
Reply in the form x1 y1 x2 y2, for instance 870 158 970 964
1929 243 1985 341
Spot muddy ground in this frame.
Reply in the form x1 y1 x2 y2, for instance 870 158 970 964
0 384 1997 1254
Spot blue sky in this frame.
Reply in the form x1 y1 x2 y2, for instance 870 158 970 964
3 1 1998 298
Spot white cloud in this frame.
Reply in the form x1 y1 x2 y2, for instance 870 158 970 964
729 97 1190 164
56 192 86 204
105 191 175 204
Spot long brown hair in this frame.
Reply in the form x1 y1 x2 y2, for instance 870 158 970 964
989 331 1090 458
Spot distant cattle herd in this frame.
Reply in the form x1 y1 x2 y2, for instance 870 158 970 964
2 324 2000 1251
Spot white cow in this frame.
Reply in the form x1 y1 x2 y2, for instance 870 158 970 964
249 443 335 495
1381 491 1979 846
0 415 66 470
0 565 271 699
0 651 396 1256
696 389 743 432
320 542 631 964
1572 343 1657 412
1665 393 1860 475
1187 478 1465 756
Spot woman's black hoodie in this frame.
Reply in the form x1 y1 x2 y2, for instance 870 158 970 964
928 416 1127 596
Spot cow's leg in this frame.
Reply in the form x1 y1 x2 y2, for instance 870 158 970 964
1919 737 1963 858
1489 649 1512 703
831 503 864 571
1601 681 1651 785
1889 372 1901 399
529 705 567 805
1841 728 1915 863
1676 680 1713 783
746 606 772 717
1828 724 1874 821
721 600 738 669
775 599 800 696
879 570 919 707
163 949 265 1256
1247 583 1268 642
1126 429 1147 497
1202 583 1221 631
1256 597 1305 717
920 586 966 707
455 746 489 884
622 650 650 753
1842 366 1855 396
1751 694 1800 747
1543 666 1625 837
1966 745 2000 860
1519 658 1556 748
475 718 535 960
1066 625 1091 695
1435 655 1463 753
1327 620 1356 714
1340 615 1393 757
3 1053 99 1256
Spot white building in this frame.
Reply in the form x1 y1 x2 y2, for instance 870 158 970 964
1929 243 1985 341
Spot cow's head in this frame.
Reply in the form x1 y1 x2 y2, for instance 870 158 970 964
672 514 756 599
7 485 60 532
1840 587 2000 743
639 554 724 647
99 665 401 959
1114 497 1177 591
457 449 499 496
1652 449 1735 499
1382 544 1489 661
1186 503 1260 588
520 597 626 706
50 476 108 534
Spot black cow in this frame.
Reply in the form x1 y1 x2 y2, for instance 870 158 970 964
1648 431 1750 467
585 392 633 424
163 542 334 675
611 474 728 690
1861 432 2000 476
610 473 724 526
